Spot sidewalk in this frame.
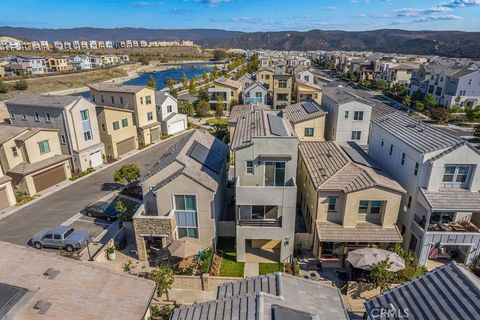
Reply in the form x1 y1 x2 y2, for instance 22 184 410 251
244 262 259 277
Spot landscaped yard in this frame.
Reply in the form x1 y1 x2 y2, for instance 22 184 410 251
259 263 284 275
206 117 228 126
217 237 245 277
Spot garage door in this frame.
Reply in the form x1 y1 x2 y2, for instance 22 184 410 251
0 187 10 210
33 165 66 193
116 137 136 156
168 120 185 135
89 150 103 168
150 128 161 142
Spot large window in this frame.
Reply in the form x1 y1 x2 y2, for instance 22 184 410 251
174 195 198 239
328 197 337 211
246 160 254 175
353 111 364 121
278 80 287 88
359 200 384 215
304 128 314 137
251 206 278 220
121 118 128 127
442 165 471 187
80 109 93 142
38 140 51 154
113 121 120 131
351 131 362 140
147 112 153 121
264 162 286 186
146 96 152 104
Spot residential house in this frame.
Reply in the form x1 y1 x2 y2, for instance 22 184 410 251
0 165 16 211
237 73 255 90
6 93 105 172
242 80 268 105
0 36 22 51
89 56 103 68
31 41 41 51
155 92 187 135
97 41 105 49
383 63 418 88
0 124 71 195
0 241 155 320
208 77 243 108
20 41 32 51
88 84 161 146
101 54 119 65
365 262 480 320
53 41 64 51
132 40 139 48
133 130 228 260
171 273 349 320
273 64 293 108
4 63 32 77
296 79 323 104
80 41 89 50
284 101 327 141
297 141 405 262
14 56 47 75
231 109 298 262
72 55 92 70
63 41 72 50
257 66 274 96
72 41 81 50
296 68 315 84
89 40 97 50
322 86 372 145
105 40 114 49
228 104 272 143
369 112 480 266
96 106 138 159
39 41 49 50
46 56 70 72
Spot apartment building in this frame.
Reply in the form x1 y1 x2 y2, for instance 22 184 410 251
6 94 105 172
208 77 243 107
369 112 480 266
0 124 71 195
155 91 187 135
284 101 327 141
231 109 298 262
322 86 372 145
297 141 405 262
133 130 228 260
89 84 161 146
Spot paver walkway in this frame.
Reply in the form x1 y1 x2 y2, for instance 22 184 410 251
244 262 259 277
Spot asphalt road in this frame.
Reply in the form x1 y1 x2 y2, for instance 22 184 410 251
0 134 185 246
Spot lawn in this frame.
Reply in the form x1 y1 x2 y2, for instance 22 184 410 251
217 237 245 277
206 117 228 126
259 263 284 275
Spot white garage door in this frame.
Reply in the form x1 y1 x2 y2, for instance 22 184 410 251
168 120 185 135
89 150 103 168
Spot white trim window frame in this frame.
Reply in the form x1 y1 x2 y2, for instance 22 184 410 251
173 194 199 239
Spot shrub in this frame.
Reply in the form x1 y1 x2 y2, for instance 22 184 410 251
0 81 8 93
196 100 210 117
14 80 28 91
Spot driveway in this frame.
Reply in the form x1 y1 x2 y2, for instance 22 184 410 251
0 135 185 246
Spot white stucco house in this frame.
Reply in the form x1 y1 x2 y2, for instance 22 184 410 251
155 91 188 135
242 80 268 105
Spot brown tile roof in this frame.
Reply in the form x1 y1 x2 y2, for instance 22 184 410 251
316 221 403 242
6 93 79 109
284 101 327 124
88 83 148 93
7 154 71 177
228 104 271 124
420 188 480 211
0 124 28 144
214 77 242 90
14 128 58 143
0 241 155 320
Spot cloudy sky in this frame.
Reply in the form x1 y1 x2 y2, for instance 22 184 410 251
1 0 479 31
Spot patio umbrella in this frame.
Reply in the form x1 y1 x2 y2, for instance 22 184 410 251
346 248 405 272
168 237 202 259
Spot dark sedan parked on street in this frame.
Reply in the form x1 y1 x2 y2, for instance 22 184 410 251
84 201 118 221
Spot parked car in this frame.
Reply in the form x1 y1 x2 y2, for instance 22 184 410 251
84 201 118 221
101 182 124 191
31 226 90 252
120 181 142 200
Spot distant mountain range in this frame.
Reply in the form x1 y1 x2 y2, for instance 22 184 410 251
1 27 480 59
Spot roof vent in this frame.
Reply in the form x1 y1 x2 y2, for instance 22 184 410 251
251 122 256 129
33 300 52 315
326 150 332 157
319 168 327 176
43 268 60 280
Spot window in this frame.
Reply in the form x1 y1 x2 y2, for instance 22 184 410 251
407 196 412 209
328 197 337 211
21 112 26 120
92 95 96 103
146 96 152 104
389 144 393 156
278 80 287 88
122 118 128 127
304 75 310 82
11 147 18 157
265 75 270 80
111 96 114 104
251 206 278 220
414 162 419 176
120 97 124 104
147 112 153 121
140 97 144 104
255 92 262 98
113 121 120 131
276 93 288 101
167 105 172 113
381 139 384 147
351 131 361 140
353 111 364 121
60 135 66 144
401 153 406 165
359 200 384 215
101 95 104 103
264 162 286 186
34 112 39 121
174 195 198 239
38 140 50 154
80 109 93 142
442 165 470 185
344 111 349 119
304 128 314 137
46 112 51 122
246 160 254 175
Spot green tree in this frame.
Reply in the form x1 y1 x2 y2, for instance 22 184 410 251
212 49 227 61
139 56 149 66
181 73 188 88
210 67 219 81
246 54 260 73
393 248 427 283
113 164 140 184
188 78 197 95
215 96 225 118
147 75 157 90
415 101 425 112
115 200 128 228
149 264 174 301
370 259 395 293
423 95 436 110
150 305 172 320
166 78 175 91
178 100 195 117
14 80 28 91
412 90 423 102
465 107 480 122
202 72 209 82
401 95 411 107
375 80 387 91
0 81 8 93
197 87 209 102
196 100 210 117
430 107 450 124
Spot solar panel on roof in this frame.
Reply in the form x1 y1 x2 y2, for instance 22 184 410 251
0 283 28 318
342 142 382 170
188 141 224 174
302 102 319 114
267 113 289 136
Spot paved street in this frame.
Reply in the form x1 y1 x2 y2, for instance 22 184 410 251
0 134 185 246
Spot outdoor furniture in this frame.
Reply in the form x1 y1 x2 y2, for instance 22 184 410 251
167 237 202 259
346 248 405 272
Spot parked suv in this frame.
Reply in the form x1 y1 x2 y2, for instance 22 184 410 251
31 226 90 252
84 201 118 221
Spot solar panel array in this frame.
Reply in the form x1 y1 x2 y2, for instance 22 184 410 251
342 142 382 170
188 141 224 174
267 113 289 136
302 102 320 114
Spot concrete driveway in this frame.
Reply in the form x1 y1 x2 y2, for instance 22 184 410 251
0 134 185 246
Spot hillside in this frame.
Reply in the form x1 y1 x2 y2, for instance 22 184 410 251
1 27 480 58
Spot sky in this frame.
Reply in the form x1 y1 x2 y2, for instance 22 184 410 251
0 0 479 32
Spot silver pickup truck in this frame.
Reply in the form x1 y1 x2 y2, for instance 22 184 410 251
31 226 90 252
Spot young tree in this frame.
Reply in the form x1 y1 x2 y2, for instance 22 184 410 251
394 248 427 283
401 95 411 107
166 78 175 91
370 259 395 293
375 80 387 91
202 72 209 82
113 164 141 184
178 100 195 117
139 56 149 66
212 49 227 61
115 200 128 228
149 264 174 301
181 73 188 88
147 75 157 90
196 100 210 117
430 107 450 124
423 95 436 111
0 81 8 93
188 78 197 95
197 87 209 102
415 101 425 112
14 80 28 91
215 96 225 118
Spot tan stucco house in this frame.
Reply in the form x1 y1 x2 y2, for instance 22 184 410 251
133 130 228 261
208 77 243 108
0 124 71 196
297 141 405 264
96 106 138 159
257 66 275 95
0 165 15 211
88 84 161 146
284 101 327 141
296 79 323 104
